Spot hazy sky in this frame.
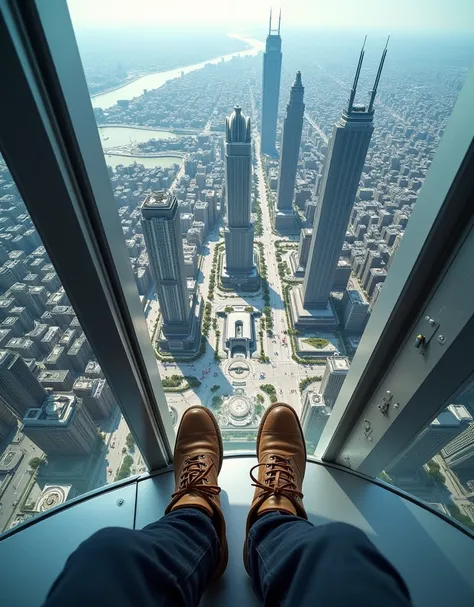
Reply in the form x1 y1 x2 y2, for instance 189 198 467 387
68 0 474 32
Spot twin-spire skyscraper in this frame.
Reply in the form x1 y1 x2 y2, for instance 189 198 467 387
260 9 282 157
292 36 389 329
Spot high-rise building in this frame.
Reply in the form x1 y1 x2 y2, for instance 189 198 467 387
22 393 98 456
292 39 388 329
141 191 201 354
73 376 115 420
38 369 74 392
441 418 474 469
0 349 46 418
387 405 472 477
298 228 312 267
341 283 370 333
320 356 350 408
0 398 17 441
260 10 282 156
301 391 331 446
222 107 259 290
275 72 305 231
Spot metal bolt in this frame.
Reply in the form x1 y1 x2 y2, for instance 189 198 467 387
437 334 446 344
393 403 400 409
425 316 436 327
117 498 124 507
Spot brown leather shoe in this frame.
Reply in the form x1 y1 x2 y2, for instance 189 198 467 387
244 402 307 572
165 405 228 579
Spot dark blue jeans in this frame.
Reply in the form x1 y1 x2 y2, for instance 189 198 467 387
43 508 411 606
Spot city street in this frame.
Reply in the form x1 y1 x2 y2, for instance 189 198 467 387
144 116 326 423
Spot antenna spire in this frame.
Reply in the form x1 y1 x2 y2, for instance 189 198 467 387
269 8 272 34
368 35 389 113
278 8 281 34
347 35 367 112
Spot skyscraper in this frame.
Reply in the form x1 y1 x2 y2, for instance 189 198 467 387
275 72 305 231
0 398 17 440
222 106 259 290
442 422 474 470
0 349 46 418
292 39 388 329
386 405 472 477
22 393 98 456
320 356 350 407
260 10 282 156
141 191 201 354
301 391 331 446
73 377 116 420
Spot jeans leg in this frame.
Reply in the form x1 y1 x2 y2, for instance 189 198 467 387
247 512 412 607
43 508 219 607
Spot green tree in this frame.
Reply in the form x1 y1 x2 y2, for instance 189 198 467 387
261 384 278 403
447 503 474 530
303 337 329 349
427 460 446 484
29 457 42 470
125 432 135 451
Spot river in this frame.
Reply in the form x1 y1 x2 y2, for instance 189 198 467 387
92 36 263 109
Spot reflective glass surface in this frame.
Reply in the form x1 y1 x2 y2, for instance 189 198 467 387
67 1 474 454
0 156 140 534
382 378 474 533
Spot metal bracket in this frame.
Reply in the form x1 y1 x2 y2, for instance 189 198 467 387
377 390 400 416
415 316 441 354
363 419 373 441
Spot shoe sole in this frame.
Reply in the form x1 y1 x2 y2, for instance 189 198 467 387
176 405 227 579
244 402 307 574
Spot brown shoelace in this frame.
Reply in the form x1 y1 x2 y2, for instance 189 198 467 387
171 454 221 502
250 454 304 503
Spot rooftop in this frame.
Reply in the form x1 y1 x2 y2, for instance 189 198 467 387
23 393 77 426
142 190 172 208
329 356 350 371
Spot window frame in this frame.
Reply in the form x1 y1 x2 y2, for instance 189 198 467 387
2 0 474 483
316 64 474 476
0 0 175 471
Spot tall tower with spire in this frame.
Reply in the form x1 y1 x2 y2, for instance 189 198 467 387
291 38 389 329
222 106 259 290
260 9 282 157
275 71 305 231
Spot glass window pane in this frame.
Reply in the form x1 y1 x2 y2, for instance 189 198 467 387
0 156 141 534
381 378 474 533
67 1 473 453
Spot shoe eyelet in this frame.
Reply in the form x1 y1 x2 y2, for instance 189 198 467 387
269 456 275 461
200 455 205 459
204 478 209 483
290 468 294 473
